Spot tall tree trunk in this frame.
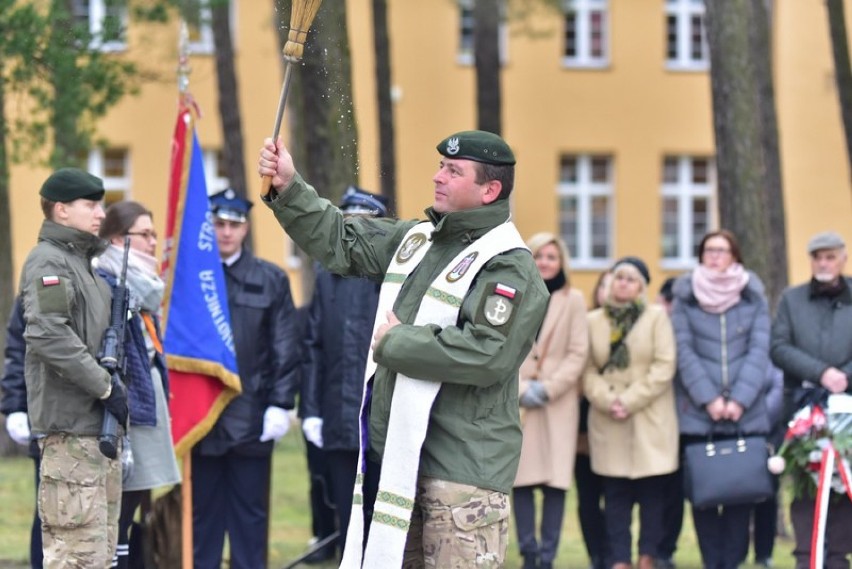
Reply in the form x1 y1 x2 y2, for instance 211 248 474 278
0 61 14 358
273 1 358 299
704 0 788 308
211 0 252 249
50 0 87 168
826 0 852 184
474 0 502 134
372 0 397 214
297 1 359 201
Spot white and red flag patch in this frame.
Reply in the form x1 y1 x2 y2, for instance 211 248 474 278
494 283 516 299
41 276 60 287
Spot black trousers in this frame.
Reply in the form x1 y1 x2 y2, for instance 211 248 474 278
115 490 146 569
192 453 271 569
512 485 567 564
305 438 337 547
602 474 667 566
31 457 43 569
325 449 359 553
574 453 607 567
691 502 750 569
790 496 852 569
750 475 780 562
657 466 684 560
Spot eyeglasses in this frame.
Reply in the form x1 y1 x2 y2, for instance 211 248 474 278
703 247 731 256
127 230 158 241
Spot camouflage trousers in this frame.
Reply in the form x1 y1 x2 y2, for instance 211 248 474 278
402 477 510 568
38 434 122 569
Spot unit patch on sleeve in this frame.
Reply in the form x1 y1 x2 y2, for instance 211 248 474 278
475 282 522 331
36 275 70 315
395 233 428 264
446 252 478 282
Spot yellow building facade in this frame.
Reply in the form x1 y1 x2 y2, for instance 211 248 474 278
7 0 851 304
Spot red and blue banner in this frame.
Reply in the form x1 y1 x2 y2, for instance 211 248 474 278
161 99 241 457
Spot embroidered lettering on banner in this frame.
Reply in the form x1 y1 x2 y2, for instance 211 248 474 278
395 233 428 264
446 252 478 282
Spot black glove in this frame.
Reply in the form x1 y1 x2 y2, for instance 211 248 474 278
103 374 128 427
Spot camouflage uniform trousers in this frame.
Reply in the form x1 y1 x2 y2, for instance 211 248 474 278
38 434 122 569
402 477 510 568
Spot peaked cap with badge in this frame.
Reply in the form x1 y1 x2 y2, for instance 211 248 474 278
39 168 106 203
436 130 516 166
210 188 253 223
339 185 389 217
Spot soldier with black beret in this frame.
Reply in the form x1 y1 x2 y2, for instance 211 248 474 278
259 130 548 568
20 168 127 565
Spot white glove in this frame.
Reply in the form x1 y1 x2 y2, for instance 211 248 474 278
302 416 324 448
5 412 30 445
259 406 290 442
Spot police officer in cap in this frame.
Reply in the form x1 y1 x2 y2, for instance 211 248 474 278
191 188 301 569
300 186 389 562
20 168 128 566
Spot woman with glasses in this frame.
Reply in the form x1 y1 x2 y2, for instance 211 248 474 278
670 229 771 569
583 257 678 569
98 201 180 569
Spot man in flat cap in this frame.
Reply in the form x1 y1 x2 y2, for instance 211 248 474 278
771 230 852 569
191 188 301 569
259 131 548 568
20 167 128 566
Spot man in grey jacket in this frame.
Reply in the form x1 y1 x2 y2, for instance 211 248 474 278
20 168 128 568
770 230 852 569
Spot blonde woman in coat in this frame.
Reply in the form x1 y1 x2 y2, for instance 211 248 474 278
514 233 589 569
583 257 678 569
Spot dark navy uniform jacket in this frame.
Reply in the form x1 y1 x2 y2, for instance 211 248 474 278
194 250 301 457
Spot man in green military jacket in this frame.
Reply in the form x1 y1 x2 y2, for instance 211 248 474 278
20 168 128 568
259 130 548 567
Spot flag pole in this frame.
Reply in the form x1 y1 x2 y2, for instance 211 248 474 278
182 454 193 569
177 22 195 569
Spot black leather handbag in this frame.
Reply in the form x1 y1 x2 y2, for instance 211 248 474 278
683 432 774 509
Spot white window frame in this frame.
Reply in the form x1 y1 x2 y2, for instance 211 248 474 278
660 156 717 269
562 0 609 69
202 149 230 195
557 154 614 270
87 147 131 201
73 0 128 52
185 2 214 54
457 0 509 66
664 0 708 71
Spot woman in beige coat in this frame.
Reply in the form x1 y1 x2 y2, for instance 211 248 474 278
514 233 588 569
584 257 678 569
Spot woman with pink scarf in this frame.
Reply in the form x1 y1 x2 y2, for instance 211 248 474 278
671 229 772 569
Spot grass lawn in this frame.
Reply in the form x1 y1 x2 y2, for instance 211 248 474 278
0 434 798 568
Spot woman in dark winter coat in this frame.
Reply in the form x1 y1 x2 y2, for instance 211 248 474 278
98 201 181 569
670 230 772 569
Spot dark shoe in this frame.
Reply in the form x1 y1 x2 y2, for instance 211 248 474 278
655 559 676 569
303 544 336 564
540 562 553 569
522 552 538 569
